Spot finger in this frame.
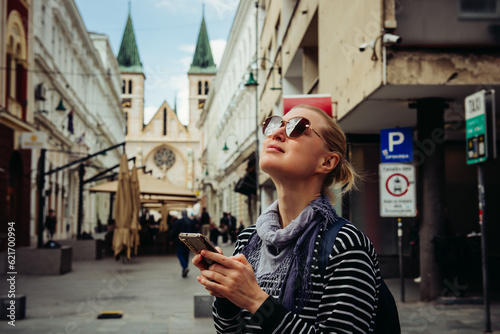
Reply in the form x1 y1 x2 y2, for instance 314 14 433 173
203 285 224 298
192 254 207 270
230 254 250 266
215 246 224 255
201 250 241 269
198 272 228 296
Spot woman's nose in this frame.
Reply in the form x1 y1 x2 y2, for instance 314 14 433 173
271 125 286 142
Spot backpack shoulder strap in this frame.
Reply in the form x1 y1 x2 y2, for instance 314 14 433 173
318 218 349 276
318 219 401 334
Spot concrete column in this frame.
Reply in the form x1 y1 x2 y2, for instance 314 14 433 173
415 98 447 301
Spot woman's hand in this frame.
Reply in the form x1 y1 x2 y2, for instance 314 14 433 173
192 247 225 298
192 246 223 271
197 250 269 314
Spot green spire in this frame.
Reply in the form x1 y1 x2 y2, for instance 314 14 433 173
188 14 217 74
117 13 143 73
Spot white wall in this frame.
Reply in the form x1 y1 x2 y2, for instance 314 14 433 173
30 0 125 240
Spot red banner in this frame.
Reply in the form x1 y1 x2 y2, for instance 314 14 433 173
283 94 332 117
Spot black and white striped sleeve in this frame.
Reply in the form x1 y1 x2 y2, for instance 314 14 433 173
252 225 379 334
212 224 380 334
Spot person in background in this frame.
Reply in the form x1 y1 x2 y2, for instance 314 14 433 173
219 212 229 244
193 105 384 333
45 209 57 240
210 221 220 247
227 212 237 244
170 210 196 278
200 207 211 239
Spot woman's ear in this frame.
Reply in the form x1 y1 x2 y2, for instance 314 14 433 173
320 153 339 173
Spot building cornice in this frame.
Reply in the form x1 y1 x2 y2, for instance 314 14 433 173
0 109 37 133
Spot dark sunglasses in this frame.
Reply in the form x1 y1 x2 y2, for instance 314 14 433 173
262 115 328 146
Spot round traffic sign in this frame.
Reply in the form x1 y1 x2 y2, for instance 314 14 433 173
385 173 409 197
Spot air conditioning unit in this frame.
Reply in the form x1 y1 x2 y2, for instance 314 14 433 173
35 83 46 101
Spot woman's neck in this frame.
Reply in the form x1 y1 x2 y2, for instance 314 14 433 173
275 182 322 228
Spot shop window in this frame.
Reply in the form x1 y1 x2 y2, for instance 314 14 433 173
459 0 500 19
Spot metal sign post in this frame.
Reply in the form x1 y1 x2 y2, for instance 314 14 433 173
379 163 417 303
465 89 495 333
380 126 417 303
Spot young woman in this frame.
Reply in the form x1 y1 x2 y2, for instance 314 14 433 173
193 105 381 333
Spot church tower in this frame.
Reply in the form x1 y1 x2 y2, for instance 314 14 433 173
188 11 217 138
117 12 145 139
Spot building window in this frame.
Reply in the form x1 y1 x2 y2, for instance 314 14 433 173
122 80 126 94
153 148 176 171
198 99 205 109
459 0 500 18
163 108 167 136
198 81 202 95
204 81 209 95
125 112 128 135
128 80 132 94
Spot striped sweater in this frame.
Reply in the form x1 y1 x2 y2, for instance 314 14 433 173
212 223 381 333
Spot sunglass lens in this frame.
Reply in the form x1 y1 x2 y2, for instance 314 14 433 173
263 116 282 136
287 117 309 138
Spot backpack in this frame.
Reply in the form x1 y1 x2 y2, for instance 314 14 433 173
318 219 401 334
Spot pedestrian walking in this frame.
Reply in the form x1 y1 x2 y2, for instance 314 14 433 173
227 212 237 244
200 207 211 239
170 210 196 277
45 209 57 240
193 105 399 333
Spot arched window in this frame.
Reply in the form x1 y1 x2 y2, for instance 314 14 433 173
163 108 167 136
204 81 209 95
6 11 27 117
198 81 202 95
124 112 128 135
128 80 132 94
122 80 126 94
7 37 15 100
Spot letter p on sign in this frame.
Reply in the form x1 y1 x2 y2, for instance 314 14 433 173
389 132 404 152
380 127 413 163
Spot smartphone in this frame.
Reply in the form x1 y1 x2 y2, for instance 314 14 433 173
178 233 218 265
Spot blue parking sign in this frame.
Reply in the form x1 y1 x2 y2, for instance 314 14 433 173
380 127 413 163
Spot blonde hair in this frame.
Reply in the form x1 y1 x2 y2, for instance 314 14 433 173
290 104 359 204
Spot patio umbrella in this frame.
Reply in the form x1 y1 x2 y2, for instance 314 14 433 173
129 165 142 256
159 204 169 232
112 154 132 259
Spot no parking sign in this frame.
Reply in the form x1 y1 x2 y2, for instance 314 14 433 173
379 163 416 217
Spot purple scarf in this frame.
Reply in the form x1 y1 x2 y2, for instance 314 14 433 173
241 195 339 312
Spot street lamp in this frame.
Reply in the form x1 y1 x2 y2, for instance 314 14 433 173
222 133 239 152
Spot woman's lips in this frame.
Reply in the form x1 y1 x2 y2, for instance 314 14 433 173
266 144 284 153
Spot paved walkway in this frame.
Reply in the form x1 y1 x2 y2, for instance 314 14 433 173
1 243 499 333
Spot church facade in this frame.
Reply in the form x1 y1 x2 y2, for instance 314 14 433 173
118 12 216 196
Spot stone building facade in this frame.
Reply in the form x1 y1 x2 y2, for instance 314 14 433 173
253 0 500 301
29 0 125 242
0 0 35 248
120 12 215 199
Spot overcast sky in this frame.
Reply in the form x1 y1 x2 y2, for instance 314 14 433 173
74 0 238 125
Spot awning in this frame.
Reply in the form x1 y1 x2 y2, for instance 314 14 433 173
89 172 198 203
234 171 256 196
